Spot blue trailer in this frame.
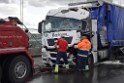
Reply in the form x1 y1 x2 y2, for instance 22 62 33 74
90 0 124 60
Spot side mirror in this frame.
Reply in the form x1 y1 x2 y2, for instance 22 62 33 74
25 29 29 33
38 20 45 33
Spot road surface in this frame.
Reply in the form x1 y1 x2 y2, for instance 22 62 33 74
27 60 124 83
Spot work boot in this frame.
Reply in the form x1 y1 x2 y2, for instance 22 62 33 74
65 64 69 70
54 65 59 73
84 65 89 71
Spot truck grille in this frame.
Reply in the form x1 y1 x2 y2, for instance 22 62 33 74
46 48 57 52
51 54 57 57
47 39 55 46
47 37 72 46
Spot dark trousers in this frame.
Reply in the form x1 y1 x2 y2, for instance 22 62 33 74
77 56 87 69
77 50 88 69
56 52 68 64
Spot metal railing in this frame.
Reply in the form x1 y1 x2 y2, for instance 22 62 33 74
28 33 41 48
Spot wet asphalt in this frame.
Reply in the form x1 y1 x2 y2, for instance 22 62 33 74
27 61 124 83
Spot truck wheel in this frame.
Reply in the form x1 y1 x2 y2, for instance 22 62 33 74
0 64 2 81
87 55 94 69
2 56 32 83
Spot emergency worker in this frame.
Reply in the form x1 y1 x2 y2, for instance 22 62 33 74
75 35 91 71
54 36 69 73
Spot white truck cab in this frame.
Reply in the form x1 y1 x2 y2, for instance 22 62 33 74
38 6 96 67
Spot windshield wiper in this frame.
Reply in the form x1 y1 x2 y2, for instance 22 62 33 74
58 28 72 31
44 30 57 32
45 28 74 32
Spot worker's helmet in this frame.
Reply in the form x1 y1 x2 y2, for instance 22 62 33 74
81 34 90 40
81 34 88 38
61 36 65 39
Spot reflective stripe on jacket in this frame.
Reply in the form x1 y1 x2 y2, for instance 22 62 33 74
77 49 89 57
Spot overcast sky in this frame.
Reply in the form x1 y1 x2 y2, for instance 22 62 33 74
0 0 124 29
0 0 87 29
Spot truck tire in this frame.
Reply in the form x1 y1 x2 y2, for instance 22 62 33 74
2 56 32 83
87 55 94 69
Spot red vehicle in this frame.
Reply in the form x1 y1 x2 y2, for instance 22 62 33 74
0 17 34 83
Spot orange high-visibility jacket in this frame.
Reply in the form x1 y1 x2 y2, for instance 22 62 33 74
77 39 91 51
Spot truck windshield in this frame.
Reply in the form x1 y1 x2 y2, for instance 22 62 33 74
44 16 87 32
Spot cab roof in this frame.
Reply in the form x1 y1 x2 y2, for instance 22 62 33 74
47 7 89 20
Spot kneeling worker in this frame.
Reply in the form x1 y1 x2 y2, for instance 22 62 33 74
54 36 69 73
75 35 91 71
